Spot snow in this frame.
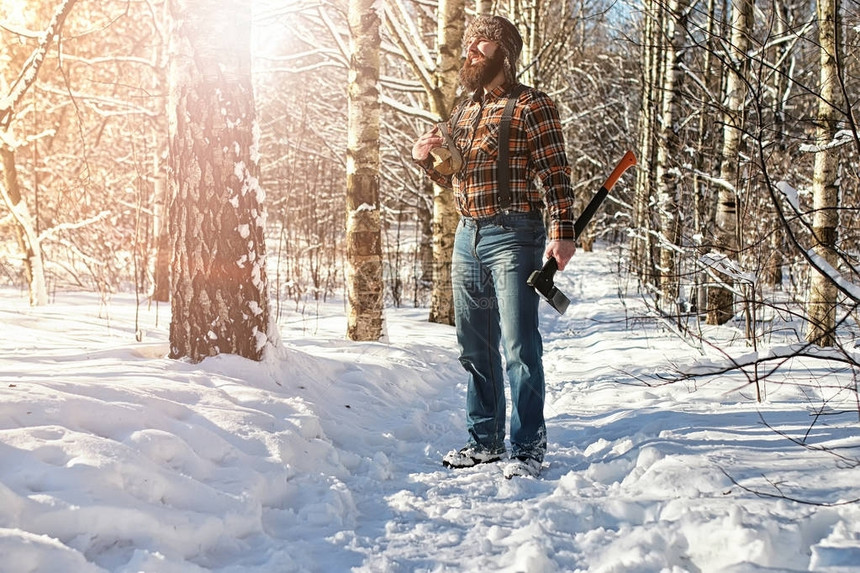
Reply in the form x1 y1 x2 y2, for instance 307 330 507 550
698 251 756 286
806 250 860 302
777 180 800 212
1 249 859 572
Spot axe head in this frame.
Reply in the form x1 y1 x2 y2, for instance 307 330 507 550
527 258 570 315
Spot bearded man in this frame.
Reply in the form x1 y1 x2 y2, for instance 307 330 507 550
411 15 576 479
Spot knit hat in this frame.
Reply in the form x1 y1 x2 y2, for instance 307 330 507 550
464 15 523 86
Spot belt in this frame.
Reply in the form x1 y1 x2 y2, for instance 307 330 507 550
461 210 543 226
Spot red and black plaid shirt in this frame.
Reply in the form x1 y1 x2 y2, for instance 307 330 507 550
421 83 575 241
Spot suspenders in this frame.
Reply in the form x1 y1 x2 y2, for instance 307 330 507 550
449 83 526 212
497 83 525 211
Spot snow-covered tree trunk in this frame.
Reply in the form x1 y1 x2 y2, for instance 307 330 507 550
0 0 78 306
632 0 662 287
0 146 48 306
707 0 752 325
655 0 688 308
167 0 270 363
345 0 383 341
805 0 841 347
427 0 466 326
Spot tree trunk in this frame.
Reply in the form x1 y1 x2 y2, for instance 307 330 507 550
518 0 541 87
428 188 457 325
691 0 720 313
805 0 841 346
152 146 171 303
427 0 466 326
346 0 384 341
0 0 79 306
707 0 753 325
632 0 662 288
0 146 49 306
655 0 688 310
167 0 271 363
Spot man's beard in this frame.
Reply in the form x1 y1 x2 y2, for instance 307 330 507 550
459 49 505 91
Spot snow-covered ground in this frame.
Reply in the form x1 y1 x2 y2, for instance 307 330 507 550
1 248 859 572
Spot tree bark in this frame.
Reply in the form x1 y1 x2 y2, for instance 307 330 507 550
805 0 841 346
707 0 753 325
167 0 271 363
346 0 384 341
0 146 49 306
632 0 662 287
427 0 466 326
655 0 688 309
152 146 171 303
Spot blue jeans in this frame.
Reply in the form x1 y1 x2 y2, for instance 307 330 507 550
452 212 547 462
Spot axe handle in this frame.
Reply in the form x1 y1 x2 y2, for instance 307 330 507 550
538 255 559 278
542 150 637 273
573 150 637 240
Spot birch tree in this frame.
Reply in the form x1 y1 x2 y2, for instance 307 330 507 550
0 0 79 306
805 0 842 346
632 0 663 287
707 0 753 325
167 0 271 362
346 0 384 341
655 0 688 309
386 0 465 325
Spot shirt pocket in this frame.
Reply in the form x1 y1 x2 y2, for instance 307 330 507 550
473 122 500 160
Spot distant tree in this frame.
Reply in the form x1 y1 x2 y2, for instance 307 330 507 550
805 0 842 347
167 0 271 362
345 0 384 341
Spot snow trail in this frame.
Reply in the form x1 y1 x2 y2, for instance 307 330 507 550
1 248 859 572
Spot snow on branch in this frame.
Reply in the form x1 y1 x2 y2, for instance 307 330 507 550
38 210 111 243
799 129 855 153
805 249 860 302
317 4 350 67
380 94 439 123
699 251 756 286
775 180 800 211
381 3 435 97
385 0 435 72
0 0 79 130
689 167 736 194
774 180 860 304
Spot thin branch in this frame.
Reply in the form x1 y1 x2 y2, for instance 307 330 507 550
721 468 860 506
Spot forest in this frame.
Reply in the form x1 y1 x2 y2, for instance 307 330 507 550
1 0 858 368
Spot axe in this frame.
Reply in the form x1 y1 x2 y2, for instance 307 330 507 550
528 150 637 314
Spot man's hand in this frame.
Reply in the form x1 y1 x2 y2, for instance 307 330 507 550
412 126 444 162
545 240 576 270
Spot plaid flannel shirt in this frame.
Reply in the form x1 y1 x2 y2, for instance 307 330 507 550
420 83 575 241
